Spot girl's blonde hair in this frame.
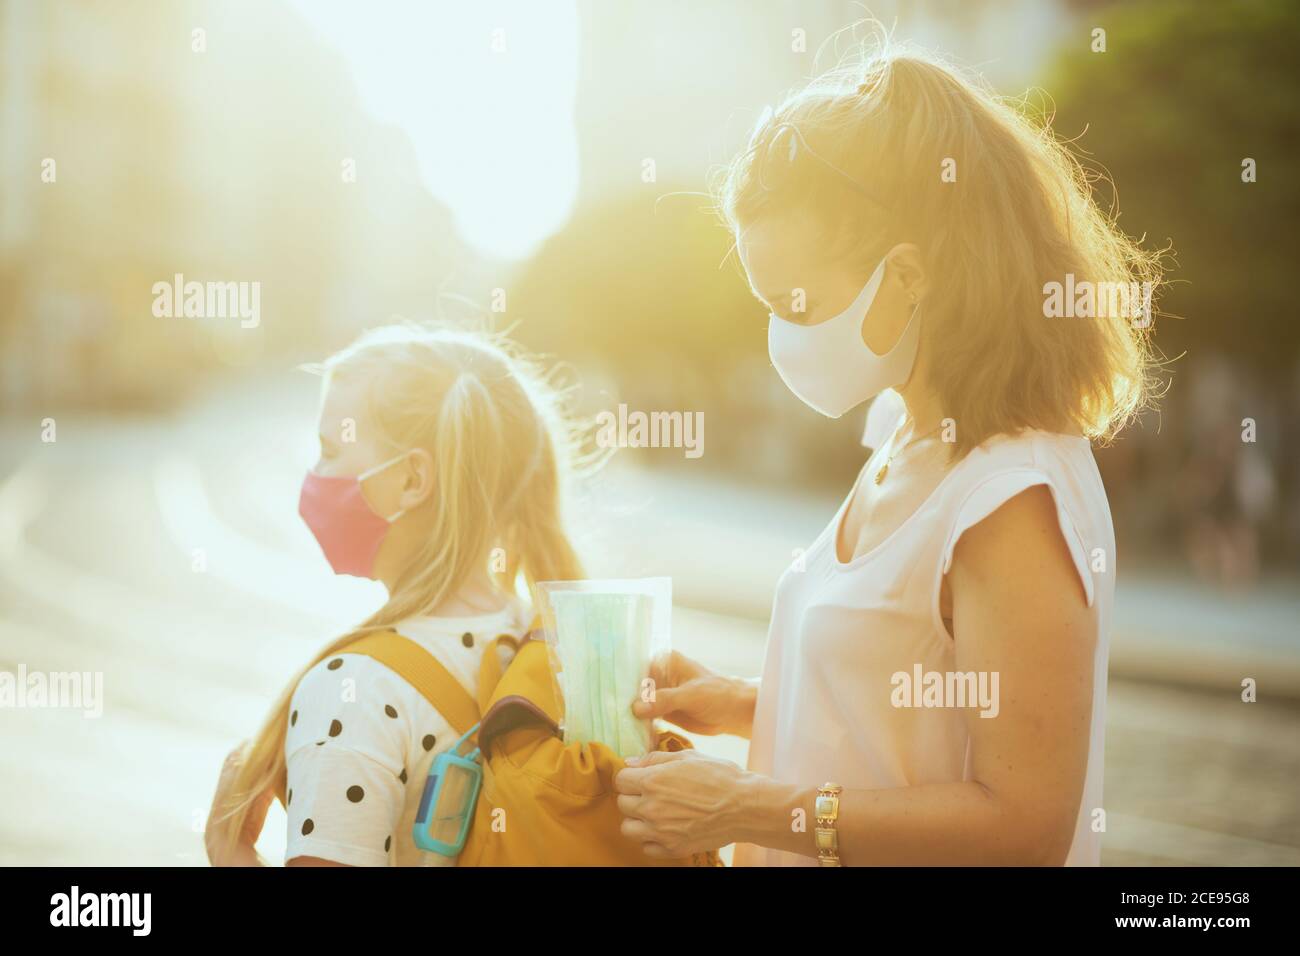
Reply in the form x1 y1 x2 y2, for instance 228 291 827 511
715 36 1164 455
212 322 584 860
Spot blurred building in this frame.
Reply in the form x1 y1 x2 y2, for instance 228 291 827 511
0 0 467 410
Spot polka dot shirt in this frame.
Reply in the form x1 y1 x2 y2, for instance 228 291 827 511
284 599 531 866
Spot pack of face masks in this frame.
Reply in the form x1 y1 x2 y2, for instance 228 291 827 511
537 578 671 759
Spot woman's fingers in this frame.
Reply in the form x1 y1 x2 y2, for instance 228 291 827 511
619 815 654 840
620 815 674 858
645 650 675 687
632 676 741 736
647 650 711 691
635 652 734 733
614 749 686 795
631 683 681 718
617 806 678 858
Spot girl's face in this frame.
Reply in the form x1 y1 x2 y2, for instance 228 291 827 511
314 374 389 480
314 372 435 586
735 211 923 357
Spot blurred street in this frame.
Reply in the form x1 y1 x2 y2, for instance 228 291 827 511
2 375 1298 866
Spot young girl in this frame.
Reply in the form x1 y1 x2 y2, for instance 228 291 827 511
206 323 584 866
615 42 1163 865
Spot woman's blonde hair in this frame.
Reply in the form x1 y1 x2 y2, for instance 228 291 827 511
715 35 1164 455
212 321 584 860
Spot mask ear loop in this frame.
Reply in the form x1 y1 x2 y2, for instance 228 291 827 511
891 296 924 391
358 451 413 523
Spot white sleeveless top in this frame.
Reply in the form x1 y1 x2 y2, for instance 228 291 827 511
733 414 1114 867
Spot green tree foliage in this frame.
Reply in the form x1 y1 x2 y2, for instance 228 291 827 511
1045 0 1300 375
511 192 752 381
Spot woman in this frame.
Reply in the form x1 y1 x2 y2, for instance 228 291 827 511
205 324 584 866
614 45 1161 865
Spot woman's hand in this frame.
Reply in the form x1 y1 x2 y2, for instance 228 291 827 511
205 741 272 867
614 749 758 857
632 650 758 738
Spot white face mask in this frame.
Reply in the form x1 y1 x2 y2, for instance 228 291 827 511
767 256 921 418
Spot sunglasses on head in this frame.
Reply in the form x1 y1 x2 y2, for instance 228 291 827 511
746 103 893 212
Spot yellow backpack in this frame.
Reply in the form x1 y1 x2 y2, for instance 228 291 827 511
339 626 722 867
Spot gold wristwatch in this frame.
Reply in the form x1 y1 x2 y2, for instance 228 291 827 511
814 783 843 866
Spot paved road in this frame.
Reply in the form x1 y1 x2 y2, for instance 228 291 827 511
1 375 1297 865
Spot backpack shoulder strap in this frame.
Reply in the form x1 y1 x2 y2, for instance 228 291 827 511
345 631 480 737
474 615 545 709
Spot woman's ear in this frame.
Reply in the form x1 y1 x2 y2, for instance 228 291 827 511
885 243 929 305
398 448 436 511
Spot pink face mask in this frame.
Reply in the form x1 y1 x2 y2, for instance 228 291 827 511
298 452 410 579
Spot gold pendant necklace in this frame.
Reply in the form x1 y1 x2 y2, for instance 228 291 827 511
875 421 942 485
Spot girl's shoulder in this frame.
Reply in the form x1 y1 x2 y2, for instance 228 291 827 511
286 652 424 762
393 593 534 650
286 595 535 755
291 648 422 705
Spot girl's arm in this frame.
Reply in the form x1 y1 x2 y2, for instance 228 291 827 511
286 856 350 866
279 656 412 867
205 743 273 867
619 485 1097 865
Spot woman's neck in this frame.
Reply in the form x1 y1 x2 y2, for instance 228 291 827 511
895 371 945 441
